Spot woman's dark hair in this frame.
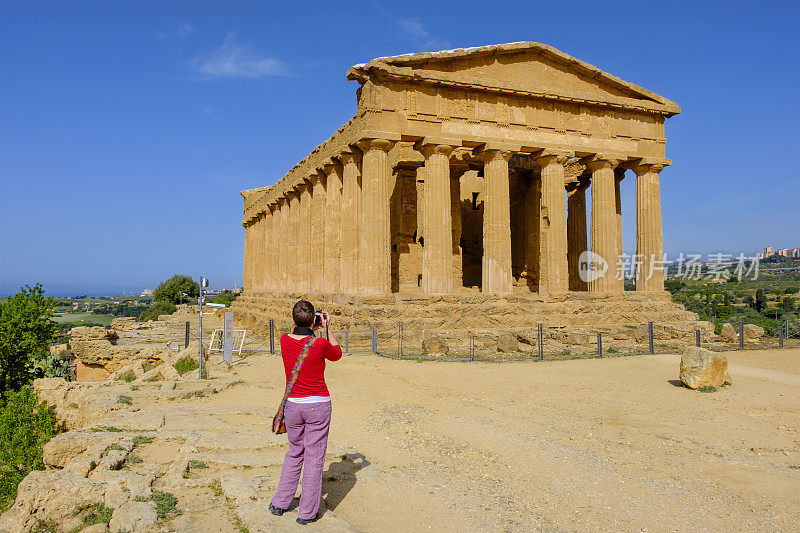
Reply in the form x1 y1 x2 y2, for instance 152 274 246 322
292 300 315 327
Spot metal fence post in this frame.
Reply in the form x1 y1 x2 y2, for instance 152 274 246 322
537 323 543 361
779 325 784 349
695 329 701 347
344 330 349 353
269 319 275 354
469 333 475 362
786 319 790 338
739 317 744 350
398 322 403 358
597 333 603 357
648 322 654 354
185 322 190 349
371 330 377 354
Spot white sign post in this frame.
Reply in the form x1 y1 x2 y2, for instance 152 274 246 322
223 311 233 364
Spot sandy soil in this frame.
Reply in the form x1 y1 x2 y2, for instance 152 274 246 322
16 344 799 532
187 346 799 532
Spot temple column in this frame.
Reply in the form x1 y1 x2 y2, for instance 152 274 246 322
268 205 278 292
286 191 300 292
586 157 622 292
356 139 396 295
297 183 312 294
614 168 625 269
566 179 589 291
261 212 272 292
276 198 288 292
419 143 455 294
536 151 570 296
524 173 540 288
479 149 513 294
243 223 252 292
634 163 665 292
253 215 263 292
323 161 343 292
309 174 326 293
339 152 361 294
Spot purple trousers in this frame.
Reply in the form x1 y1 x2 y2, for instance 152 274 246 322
271 401 332 520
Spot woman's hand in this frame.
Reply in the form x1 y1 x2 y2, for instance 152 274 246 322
320 311 330 329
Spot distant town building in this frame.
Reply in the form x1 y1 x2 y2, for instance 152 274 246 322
760 246 799 259
140 289 154 296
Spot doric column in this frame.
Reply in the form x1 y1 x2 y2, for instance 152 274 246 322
566 179 589 291
524 173 540 287
309 174 326 293
277 198 288 292
323 161 343 292
339 152 361 294
586 157 622 292
450 163 468 289
356 138 396 295
252 215 263 292
419 143 455 294
614 168 625 267
633 162 665 292
268 205 278 292
261 211 272 292
285 191 300 292
243 222 253 292
297 183 312 294
536 151 570 296
479 149 513 294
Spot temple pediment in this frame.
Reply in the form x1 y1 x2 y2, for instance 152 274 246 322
347 42 679 116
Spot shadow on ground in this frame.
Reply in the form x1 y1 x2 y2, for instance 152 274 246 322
321 453 371 513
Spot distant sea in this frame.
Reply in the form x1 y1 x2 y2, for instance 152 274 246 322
0 282 149 298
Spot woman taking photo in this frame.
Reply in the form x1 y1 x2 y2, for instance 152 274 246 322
269 300 342 525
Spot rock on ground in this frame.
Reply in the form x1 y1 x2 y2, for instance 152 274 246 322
679 346 729 389
719 323 736 342
108 500 157 532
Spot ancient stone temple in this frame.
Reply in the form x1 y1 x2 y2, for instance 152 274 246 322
235 42 701 341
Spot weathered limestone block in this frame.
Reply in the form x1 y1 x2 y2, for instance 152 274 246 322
497 333 519 353
108 501 158 533
43 431 119 469
110 316 138 331
679 347 729 389
719 323 736 342
0 470 100 532
743 324 764 340
422 335 449 355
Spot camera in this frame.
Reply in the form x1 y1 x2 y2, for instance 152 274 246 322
314 310 324 327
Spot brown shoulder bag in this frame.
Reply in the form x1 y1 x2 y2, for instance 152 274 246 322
272 336 316 434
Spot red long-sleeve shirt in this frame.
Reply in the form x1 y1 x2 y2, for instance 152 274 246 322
280 334 342 398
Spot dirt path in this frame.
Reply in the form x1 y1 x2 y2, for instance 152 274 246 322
199 347 799 532
8 347 799 532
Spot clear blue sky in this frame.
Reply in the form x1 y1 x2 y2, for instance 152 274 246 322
1 1 798 296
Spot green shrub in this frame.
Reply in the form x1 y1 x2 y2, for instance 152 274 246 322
138 302 177 322
0 387 59 508
117 396 131 405
82 502 113 526
173 356 199 375
0 284 58 397
153 275 199 305
117 370 136 383
150 490 181 519
213 291 237 307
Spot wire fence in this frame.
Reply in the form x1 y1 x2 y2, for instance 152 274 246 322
161 315 798 364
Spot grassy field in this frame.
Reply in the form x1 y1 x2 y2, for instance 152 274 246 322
51 312 114 326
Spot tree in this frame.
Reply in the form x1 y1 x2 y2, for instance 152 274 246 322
0 386 59 507
152 274 199 305
754 289 768 312
139 301 177 322
213 291 238 307
0 284 57 398
780 296 796 312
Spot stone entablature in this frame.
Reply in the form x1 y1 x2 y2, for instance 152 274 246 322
241 42 678 297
